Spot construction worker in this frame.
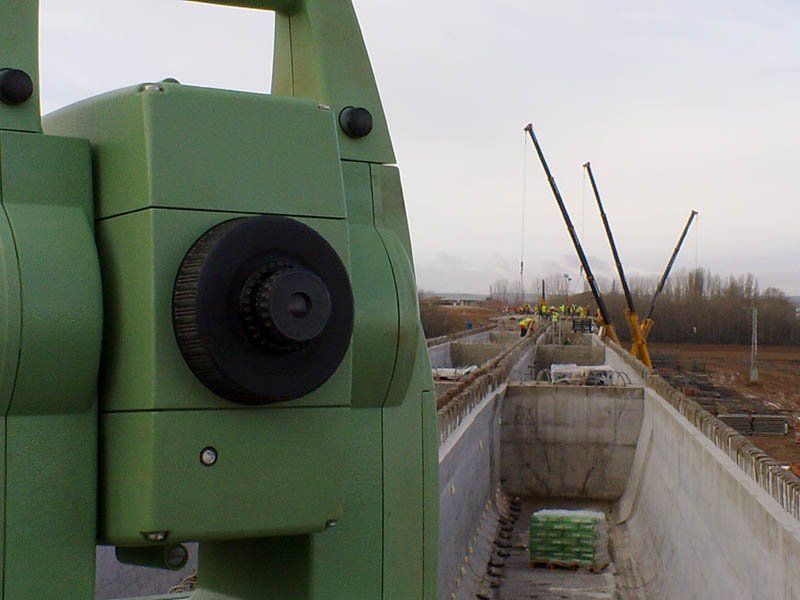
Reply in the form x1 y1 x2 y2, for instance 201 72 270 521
550 307 559 325
518 317 534 337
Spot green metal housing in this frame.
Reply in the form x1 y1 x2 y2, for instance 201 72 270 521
0 0 437 598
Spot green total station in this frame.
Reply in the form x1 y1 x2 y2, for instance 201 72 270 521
0 1 437 598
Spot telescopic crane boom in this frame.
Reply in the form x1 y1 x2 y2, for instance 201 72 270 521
640 210 699 338
524 124 620 343
583 162 652 367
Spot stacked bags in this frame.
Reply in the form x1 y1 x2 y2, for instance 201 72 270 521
529 509 610 569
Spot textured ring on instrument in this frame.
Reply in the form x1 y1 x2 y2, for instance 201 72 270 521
173 215 354 405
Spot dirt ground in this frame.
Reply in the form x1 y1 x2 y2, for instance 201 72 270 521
649 343 800 463
437 305 504 334
649 343 800 410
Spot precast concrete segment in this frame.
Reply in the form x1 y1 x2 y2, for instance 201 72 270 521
426 326 495 348
429 342 507 370
619 392 800 599
532 344 606 374
437 385 505 600
428 342 453 369
602 337 800 599
436 331 538 600
450 342 510 368
616 378 800 598
428 330 515 370
501 384 644 499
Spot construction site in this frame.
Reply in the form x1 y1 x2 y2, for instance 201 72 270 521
1 1 799 599
432 319 800 599
420 106 800 598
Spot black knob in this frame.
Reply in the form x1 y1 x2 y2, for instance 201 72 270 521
255 269 332 344
173 216 354 404
0 69 33 106
339 106 373 138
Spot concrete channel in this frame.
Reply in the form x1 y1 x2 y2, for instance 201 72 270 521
435 322 800 599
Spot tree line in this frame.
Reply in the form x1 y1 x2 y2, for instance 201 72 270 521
489 269 800 345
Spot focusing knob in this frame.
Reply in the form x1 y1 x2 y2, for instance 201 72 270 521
237 261 332 353
173 215 354 405
255 269 332 345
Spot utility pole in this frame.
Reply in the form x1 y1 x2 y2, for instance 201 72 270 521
750 306 758 383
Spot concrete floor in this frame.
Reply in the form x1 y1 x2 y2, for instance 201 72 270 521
494 499 621 600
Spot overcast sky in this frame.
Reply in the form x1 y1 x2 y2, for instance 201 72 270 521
40 0 799 296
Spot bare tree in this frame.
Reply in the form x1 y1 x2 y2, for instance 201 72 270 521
489 280 511 305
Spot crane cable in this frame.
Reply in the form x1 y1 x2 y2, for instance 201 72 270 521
581 167 587 241
520 130 528 302
694 212 700 272
579 168 587 278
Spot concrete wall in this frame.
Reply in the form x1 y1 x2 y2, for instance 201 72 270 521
428 330 508 369
509 344 537 382
618 382 800 599
430 341 516 370
438 386 506 599
598 337 800 599
532 344 606 374
501 384 644 499
428 342 453 369
487 331 518 345
426 326 495 348
457 330 493 344
450 342 506 367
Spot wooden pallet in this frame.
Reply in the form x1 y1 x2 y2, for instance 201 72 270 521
529 559 609 573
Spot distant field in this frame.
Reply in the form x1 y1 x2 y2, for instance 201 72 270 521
648 343 800 411
438 305 503 333
649 342 800 463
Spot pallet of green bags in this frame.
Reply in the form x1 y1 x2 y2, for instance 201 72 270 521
529 509 610 571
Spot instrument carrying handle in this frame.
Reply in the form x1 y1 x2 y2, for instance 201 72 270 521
195 0 299 12
0 0 394 163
